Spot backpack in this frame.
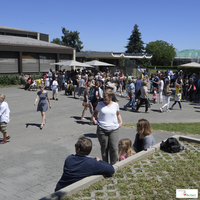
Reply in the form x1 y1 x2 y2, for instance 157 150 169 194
160 137 184 153
88 86 96 101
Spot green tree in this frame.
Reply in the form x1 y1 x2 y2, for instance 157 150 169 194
61 27 84 52
51 27 84 52
145 40 176 66
51 38 63 45
125 24 144 53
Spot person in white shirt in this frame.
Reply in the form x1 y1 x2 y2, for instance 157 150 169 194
170 89 182 110
0 94 11 144
92 89 123 165
52 77 59 100
158 76 164 104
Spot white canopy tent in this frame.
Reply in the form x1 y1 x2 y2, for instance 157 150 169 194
84 60 115 66
180 62 200 68
50 60 93 70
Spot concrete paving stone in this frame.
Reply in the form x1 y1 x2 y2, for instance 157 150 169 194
0 187 19 198
0 194 6 200
28 184 46 193
13 189 35 199
3 195 22 200
30 190 50 200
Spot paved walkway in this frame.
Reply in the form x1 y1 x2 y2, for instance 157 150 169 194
0 86 200 200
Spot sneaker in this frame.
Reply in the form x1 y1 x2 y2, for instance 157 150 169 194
124 106 128 111
6 136 11 141
170 107 173 110
52 97 55 100
167 109 171 112
180 108 183 110
160 108 163 113
1 141 7 144
89 121 93 125
132 108 136 112
56 98 58 101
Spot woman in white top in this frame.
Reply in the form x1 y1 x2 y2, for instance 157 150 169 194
159 76 164 103
160 80 172 112
93 89 123 165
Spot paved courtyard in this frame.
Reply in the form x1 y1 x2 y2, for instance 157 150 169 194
0 86 200 200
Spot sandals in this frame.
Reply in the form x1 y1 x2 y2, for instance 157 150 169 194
40 124 43 129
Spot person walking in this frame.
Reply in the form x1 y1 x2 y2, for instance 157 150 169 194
124 79 136 111
170 89 183 110
52 77 59 100
136 81 149 113
34 85 51 129
158 76 164 103
0 94 11 144
188 78 194 102
160 80 172 112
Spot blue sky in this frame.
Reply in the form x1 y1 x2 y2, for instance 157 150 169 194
1 0 200 52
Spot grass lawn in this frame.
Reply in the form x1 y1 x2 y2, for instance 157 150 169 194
123 122 200 135
65 141 200 199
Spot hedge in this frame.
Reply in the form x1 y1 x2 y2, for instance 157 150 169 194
0 74 43 86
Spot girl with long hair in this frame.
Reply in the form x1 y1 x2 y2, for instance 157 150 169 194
118 138 135 161
160 80 172 112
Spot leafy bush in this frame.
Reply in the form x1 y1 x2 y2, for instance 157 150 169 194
0 75 21 85
0 74 43 86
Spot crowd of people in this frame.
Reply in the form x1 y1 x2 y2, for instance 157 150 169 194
2 66 200 192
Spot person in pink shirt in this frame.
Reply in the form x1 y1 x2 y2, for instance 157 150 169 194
118 138 135 161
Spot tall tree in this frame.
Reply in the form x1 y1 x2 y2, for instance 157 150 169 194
61 27 84 52
125 24 144 53
145 40 176 66
51 27 84 52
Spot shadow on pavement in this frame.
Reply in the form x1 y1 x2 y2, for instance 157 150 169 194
84 133 97 138
150 109 162 113
75 121 89 125
193 107 200 109
71 116 81 120
26 123 41 128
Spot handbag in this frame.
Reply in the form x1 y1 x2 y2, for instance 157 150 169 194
193 85 196 91
175 84 180 88
82 102 87 107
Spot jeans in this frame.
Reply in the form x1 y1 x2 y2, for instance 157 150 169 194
96 126 119 165
125 93 135 109
171 101 182 109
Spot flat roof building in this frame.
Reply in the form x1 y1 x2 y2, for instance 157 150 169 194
0 26 74 74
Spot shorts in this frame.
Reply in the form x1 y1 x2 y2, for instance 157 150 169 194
52 89 58 94
0 122 7 133
74 85 78 92
120 81 124 86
